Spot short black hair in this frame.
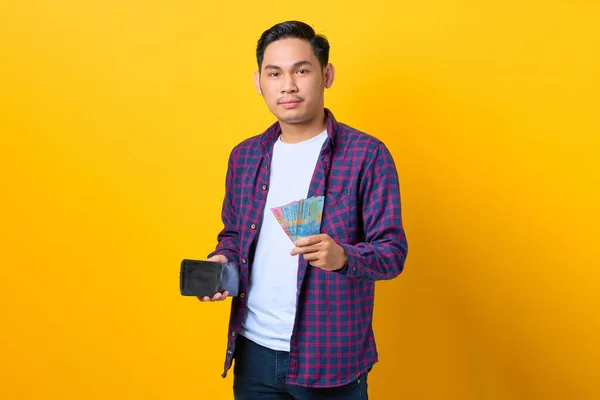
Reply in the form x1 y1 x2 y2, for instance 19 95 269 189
256 21 330 71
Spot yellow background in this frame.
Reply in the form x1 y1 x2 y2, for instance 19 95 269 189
1 1 599 399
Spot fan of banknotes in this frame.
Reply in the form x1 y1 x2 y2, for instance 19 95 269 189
270 196 325 243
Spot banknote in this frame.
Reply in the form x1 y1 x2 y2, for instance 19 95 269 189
282 201 298 239
296 196 324 239
270 205 291 238
270 196 324 243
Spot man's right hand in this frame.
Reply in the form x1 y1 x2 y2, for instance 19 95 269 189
197 254 230 302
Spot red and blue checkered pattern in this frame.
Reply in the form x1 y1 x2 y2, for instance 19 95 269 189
209 109 408 388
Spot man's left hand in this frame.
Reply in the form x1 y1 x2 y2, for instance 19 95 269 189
290 234 348 271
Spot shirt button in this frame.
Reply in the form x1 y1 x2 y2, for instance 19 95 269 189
231 331 236 337
240 293 245 298
251 224 256 230
242 258 247 264
352 266 356 272
262 185 267 190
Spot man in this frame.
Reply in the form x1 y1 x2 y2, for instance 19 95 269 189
199 20 408 399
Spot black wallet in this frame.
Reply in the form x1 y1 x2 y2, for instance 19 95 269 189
180 259 240 297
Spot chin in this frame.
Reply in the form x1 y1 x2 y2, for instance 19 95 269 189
278 115 311 124
275 109 313 125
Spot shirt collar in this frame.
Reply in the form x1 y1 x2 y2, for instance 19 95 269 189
260 108 339 153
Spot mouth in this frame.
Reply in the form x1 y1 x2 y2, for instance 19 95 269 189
278 99 303 109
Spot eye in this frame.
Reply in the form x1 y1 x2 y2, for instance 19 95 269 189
297 69 309 74
269 72 279 77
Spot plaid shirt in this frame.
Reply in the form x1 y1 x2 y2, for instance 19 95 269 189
209 108 408 388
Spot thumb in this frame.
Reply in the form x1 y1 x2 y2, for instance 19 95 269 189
208 254 228 263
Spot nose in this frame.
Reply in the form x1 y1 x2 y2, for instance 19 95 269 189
280 73 298 94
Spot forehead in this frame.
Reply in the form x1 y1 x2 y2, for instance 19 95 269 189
262 38 317 68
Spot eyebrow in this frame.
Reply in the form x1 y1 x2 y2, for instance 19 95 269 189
263 60 314 71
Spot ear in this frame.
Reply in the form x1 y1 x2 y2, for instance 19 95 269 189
254 71 262 95
324 63 335 89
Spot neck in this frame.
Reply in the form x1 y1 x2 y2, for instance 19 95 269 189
278 109 327 144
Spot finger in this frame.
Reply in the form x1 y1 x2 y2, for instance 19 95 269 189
302 252 320 261
294 234 324 247
198 296 211 302
290 244 322 256
212 291 229 301
307 259 326 269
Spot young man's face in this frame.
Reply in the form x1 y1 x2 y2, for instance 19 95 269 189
254 38 334 125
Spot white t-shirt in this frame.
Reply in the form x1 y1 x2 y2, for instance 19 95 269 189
239 130 327 351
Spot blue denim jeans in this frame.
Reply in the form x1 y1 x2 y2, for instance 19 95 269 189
233 335 369 400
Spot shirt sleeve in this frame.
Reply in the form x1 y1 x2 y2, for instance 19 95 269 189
207 149 240 264
338 142 408 280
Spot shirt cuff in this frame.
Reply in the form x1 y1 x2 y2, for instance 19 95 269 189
337 243 362 277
